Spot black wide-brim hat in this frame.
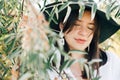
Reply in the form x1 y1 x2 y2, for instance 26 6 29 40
43 1 120 43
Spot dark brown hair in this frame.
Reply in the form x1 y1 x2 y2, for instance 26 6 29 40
60 7 101 78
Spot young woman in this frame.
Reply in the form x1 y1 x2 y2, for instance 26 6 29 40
44 1 120 80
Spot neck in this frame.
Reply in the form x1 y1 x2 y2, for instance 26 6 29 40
70 52 85 59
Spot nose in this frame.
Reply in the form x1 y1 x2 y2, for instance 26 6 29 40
78 27 88 36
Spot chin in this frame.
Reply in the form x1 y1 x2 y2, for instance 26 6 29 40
75 45 87 50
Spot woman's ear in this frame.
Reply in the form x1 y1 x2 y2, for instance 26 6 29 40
59 22 64 31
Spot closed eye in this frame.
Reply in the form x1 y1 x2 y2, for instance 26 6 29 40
87 25 95 31
74 23 81 26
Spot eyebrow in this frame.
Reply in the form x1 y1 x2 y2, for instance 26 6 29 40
76 20 95 25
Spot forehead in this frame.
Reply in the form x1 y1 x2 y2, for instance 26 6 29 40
78 11 95 24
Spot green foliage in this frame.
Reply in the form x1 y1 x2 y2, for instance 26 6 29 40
0 0 120 80
0 0 23 79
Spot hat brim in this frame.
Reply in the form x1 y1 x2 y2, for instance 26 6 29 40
43 2 120 43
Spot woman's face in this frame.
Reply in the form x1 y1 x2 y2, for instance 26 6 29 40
64 11 95 51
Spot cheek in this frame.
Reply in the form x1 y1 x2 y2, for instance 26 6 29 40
64 30 74 37
64 32 73 41
88 34 94 44
64 31 75 43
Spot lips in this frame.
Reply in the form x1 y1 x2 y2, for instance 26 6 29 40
74 38 86 44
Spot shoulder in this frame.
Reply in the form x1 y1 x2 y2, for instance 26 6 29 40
105 51 120 71
100 50 120 70
105 51 120 63
99 51 120 80
100 50 120 66
101 51 120 67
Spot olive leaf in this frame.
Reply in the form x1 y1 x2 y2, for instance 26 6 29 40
106 4 111 20
55 7 59 20
91 2 97 21
110 1 118 12
60 59 75 73
79 4 85 19
84 63 90 79
115 7 120 18
63 5 71 23
58 2 69 13
88 59 102 65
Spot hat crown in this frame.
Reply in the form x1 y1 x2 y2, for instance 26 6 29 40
43 1 120 43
